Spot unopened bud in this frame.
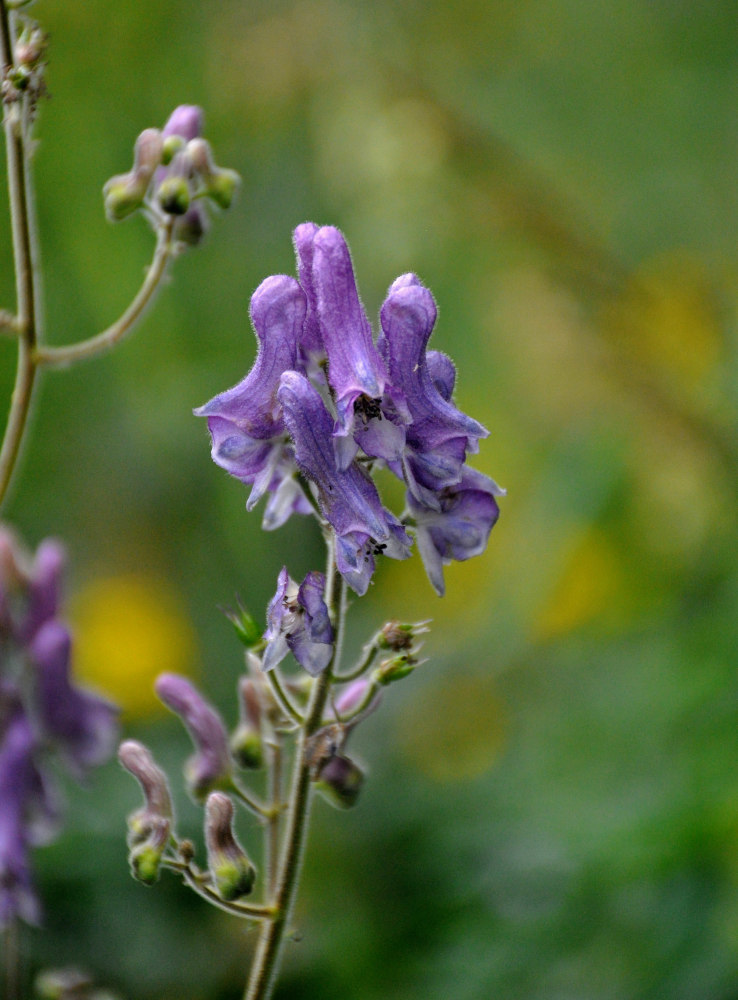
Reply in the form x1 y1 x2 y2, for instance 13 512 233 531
155 673 232 802
128 814 170 885
132 128 164 181
15 28 47 69
205 793 256 901
156 176 191 216
118 740 172 818
103 175 147 221
315 753 364 809
224 603 262 649
372 652 417 686
378 619 430 651
186 139 240 209
34 967 92 1000
230 677 263 769
161 134 185 166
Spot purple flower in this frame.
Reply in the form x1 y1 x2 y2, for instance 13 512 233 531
292 222 325 372
407 467 504 596
155 673 232 800
379 275 488 507
195 275 310 525
263 568 334 676
278 371 411 595
0 528 65 644
31 621 118 778
312 226 408 470
0 702 59 927
0 530 118 928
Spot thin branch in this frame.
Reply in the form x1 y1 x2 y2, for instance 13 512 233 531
0 0 41 510
33 221 175 368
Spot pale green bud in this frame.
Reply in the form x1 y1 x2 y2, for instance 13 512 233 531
372 652 417 686
205 793 256 901
156 176 191 216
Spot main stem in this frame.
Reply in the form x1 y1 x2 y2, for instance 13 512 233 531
0 0 41 510
244 546 344 1000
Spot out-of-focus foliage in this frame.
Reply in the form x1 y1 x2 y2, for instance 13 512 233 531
1 0 737 997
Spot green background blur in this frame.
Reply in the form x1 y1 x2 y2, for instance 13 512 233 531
2 1 738 997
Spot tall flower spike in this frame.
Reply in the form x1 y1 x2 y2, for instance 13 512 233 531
278 371 412 595
155 674 231 801
379 275 489 507
312 226 406 470
195 275 311 524
262 567 334 677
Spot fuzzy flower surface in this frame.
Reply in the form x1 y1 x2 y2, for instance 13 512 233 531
0 528 117 927
197 224 503 596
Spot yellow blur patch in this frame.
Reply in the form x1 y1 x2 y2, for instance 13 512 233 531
71 574 197 719
534 528 624 641
397 675 507 783
606 251 722 387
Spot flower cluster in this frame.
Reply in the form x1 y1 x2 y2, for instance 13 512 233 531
0 528 117 927
103 105 240 246
197 224 503 597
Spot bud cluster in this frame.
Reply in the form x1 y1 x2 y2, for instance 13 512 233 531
2 20 47 109
103 105 240 245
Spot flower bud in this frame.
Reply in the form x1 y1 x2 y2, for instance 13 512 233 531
117 740 173 843
128 814 170 886
156 176 191 216
186 139 241 209
378 619 430 651
205 793 256 901
224 602 263 649
315 753 364 809
155 674 231 802
230 678 263 770
372 652 418 686
161 134 185 166
205 169 241 210
103 175 147 222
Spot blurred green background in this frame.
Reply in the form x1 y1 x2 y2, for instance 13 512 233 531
2 0 738 997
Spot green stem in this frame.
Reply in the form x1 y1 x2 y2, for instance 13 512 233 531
243 547 344 1000
33 220 175 368
0 0 41 510
243 668 333 1000
2 918 20 1000
263 667 304 727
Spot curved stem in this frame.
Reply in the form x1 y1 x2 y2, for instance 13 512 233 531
263 668 304 728
0 0 41 510
33 221 175 368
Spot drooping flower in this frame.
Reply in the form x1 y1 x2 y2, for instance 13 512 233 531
278 370 411 595
262 567 334 676
379 275 489 508
155 673 232 800
407 467 504 596
195 275 312 527
311 226 409 470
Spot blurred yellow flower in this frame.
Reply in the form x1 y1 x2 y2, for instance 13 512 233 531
70 574 197 719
